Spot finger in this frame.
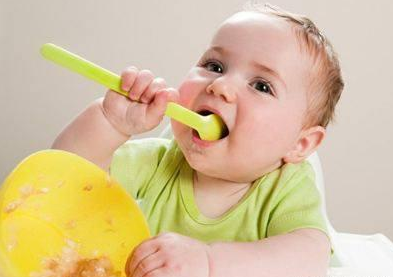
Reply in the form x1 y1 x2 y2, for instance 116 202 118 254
143 267 170 277
121 66 138 92
166 87 180 104
131 252 164 277
125 238 160 277
139 77 167 104
145 88 173 123
128 69 154 102
143 267 169 277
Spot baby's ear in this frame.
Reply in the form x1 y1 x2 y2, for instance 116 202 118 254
283 125 326 164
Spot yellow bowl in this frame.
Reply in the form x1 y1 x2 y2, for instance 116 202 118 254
0 150 150 277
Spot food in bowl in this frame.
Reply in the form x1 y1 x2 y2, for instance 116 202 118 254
30 240 122 277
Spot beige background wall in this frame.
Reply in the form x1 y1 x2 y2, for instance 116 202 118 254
1 0 392 239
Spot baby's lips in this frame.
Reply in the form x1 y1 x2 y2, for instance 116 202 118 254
194 105 232 133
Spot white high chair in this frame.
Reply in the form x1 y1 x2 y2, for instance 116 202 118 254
158 124 393 276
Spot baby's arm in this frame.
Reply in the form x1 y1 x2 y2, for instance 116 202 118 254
51 97 129 170
52 67 177 170
207 228 330 277
125 228 330 277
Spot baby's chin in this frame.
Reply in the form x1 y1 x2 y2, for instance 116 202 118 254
187 149 287 183
183 153 251 183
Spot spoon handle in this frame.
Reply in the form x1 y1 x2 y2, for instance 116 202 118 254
41 43 129 97
165 102 201 130
40 43 202 128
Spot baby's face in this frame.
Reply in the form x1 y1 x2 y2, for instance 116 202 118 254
171 11 314 183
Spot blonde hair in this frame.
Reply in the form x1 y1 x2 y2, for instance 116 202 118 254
243 1 344 128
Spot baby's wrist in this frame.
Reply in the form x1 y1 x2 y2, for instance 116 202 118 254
90 101 132 160
98 99 133 140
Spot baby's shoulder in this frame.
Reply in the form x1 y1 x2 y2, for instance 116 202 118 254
255 160 315 196
279 160 314 183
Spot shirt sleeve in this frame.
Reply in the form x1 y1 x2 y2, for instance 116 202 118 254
266 161 331 246
109 138 171 200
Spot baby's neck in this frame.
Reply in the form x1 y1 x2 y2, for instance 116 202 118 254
192 171 252 219
193 171 251 196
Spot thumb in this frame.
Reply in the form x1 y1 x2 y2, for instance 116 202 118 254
166 87 180 104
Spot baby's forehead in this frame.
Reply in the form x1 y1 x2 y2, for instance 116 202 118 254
216 11 315 61
210 11 306 62
213 12 299 49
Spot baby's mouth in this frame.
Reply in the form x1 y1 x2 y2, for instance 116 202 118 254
195 109 230 140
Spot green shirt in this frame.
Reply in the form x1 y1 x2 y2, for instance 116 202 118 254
110 138 329 244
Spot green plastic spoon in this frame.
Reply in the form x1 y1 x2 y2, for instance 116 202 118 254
40 43 225 141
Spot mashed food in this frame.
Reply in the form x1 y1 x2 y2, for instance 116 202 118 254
30 240 121 277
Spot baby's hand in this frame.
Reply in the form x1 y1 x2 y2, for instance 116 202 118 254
102 66 178 136
125 232 210 277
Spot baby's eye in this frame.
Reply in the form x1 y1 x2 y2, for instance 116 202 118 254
250 80 273 95
203 60 223 73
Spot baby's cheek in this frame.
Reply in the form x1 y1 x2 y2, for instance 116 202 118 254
177 80 199 108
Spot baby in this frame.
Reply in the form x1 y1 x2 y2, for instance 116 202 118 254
52 2 344 277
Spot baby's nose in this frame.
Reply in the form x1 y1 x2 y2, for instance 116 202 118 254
206 80 237 102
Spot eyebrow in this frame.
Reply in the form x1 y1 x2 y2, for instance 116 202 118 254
209 46 287 90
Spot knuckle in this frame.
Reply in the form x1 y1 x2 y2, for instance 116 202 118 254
143 86 155 97
132 245 146 258
122 66 138 77
131 250 142 261
140 94 152 103
146 272 159 277
165 260 182 272
125 66 138 72
159 242 174 254
140 96 150 104
140 85 161 103
139 69 154 79
139 260 150 273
